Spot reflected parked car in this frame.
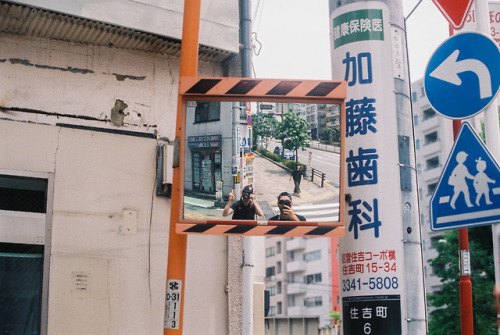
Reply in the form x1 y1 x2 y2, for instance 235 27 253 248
284 149 295 161
273 146 281 155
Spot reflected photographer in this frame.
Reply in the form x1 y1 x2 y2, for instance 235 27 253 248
222 185 264 220
269 192 306 221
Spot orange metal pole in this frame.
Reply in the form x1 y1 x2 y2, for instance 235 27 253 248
453 118 474 335
165 0 201 334
448 22 473 334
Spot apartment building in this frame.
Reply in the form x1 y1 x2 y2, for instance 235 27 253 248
411 78 454 298
265 236 334 327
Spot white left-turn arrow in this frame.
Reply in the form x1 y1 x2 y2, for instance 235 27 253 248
430 49 492 99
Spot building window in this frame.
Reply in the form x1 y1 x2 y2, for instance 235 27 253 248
267 286 276 296
0 243 44 334
277 302 282 315
416 139 420 150
304 273 322 284
0 174 50 335
304 296 323 307
430 235 444 248
422 108 436 120
268 306 276 316
266 266 276 277
194 101 220 123
426 156 440 170
0 175 48 213
427 182 437 195
303 250 321 262
414 115 418 125
288 251 295 261
424 131 438 145
277 281 282 294
412 92 418 102
266 246 276 257
277 261 282 274
276 241 281 254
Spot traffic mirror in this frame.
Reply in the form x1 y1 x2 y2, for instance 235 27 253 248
176 77 346 237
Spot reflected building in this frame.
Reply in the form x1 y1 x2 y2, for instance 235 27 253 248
324 104 341 131
184 101 251 200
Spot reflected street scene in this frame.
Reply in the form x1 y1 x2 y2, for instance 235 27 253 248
183 101 342 222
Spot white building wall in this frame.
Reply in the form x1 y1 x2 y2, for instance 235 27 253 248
0 29 233 334
411 78 454 297
265 236 332 327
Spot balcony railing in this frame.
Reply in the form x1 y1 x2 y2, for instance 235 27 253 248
286 260 306 273
287 283 306 295
286 238 306 251
288 305 307 315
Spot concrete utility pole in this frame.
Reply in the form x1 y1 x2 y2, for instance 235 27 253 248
329 0 427 333
239 0 254 334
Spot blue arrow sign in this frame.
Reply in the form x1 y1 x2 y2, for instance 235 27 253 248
430 122 500 231
424 32 500 119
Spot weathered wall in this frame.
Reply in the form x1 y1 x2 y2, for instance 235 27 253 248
0 31 231 335
7 0 239 53
0 33 223 138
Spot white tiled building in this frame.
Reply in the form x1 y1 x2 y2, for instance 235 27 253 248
411 78 454 298
265 236 332 327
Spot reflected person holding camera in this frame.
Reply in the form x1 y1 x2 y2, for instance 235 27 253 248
222 185 263 220
269 192 306 221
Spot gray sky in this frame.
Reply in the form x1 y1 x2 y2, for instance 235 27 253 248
251 0 449 82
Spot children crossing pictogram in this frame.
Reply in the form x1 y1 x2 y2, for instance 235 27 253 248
430 122 500 231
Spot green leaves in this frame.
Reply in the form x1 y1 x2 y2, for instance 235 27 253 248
427 226 496 334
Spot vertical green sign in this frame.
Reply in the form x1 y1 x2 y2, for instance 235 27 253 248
333 9 384 48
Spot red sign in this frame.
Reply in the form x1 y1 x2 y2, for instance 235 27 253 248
432 0 474 29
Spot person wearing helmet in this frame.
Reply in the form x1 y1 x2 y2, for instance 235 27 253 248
222 185 264 220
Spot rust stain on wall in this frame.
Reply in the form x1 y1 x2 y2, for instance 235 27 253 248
111 100 128 127
113 73 146 81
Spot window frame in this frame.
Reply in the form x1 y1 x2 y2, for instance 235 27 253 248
0 169 54 335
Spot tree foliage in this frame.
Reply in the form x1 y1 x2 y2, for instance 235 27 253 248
427 226 496 335
323 127 340 143
253 113 279 149
275 111 310 162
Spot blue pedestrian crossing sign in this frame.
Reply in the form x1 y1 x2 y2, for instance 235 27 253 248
424 32 500 119
430 122 500 231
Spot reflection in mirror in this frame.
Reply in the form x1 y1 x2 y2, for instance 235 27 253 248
183 101 341 223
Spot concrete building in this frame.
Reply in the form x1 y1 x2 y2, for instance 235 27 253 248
0 1 265 334
411 78 454 302
265 236 334 327
325 104 341 131
184 101 250 199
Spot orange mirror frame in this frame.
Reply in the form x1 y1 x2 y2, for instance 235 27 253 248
175 77 346 237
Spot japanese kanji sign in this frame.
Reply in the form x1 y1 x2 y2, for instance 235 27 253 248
331 2 405 334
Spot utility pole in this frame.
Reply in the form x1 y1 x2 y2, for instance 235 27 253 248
329 0 427 333
239 0 254 334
